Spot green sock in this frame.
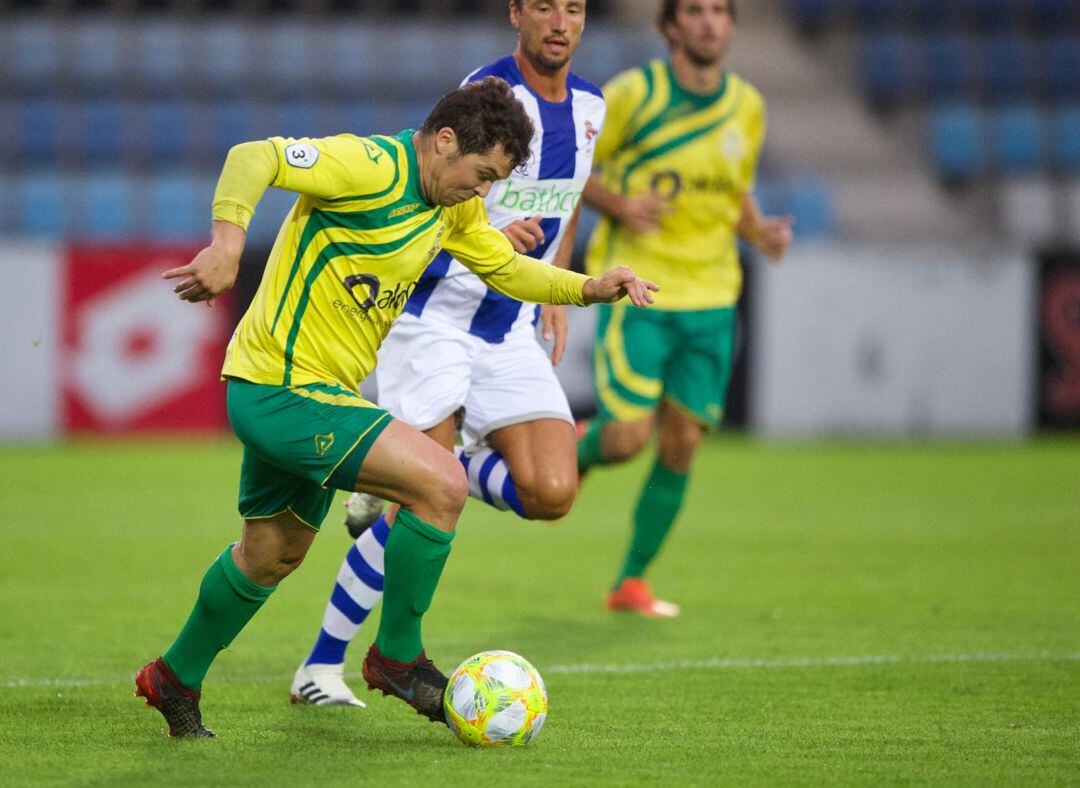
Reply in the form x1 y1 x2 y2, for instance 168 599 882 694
375 509 455 663
577 419 608 473
617 461 689 585
162 545 276 689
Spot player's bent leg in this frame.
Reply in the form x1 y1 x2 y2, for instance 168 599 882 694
296 416 460 709
351 420 465 722
578 415 654 473
138 511 310 738
487 419 578 520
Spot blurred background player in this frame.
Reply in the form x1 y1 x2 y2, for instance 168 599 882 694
133 78 658 737
291 0 606 708
577 0 793 617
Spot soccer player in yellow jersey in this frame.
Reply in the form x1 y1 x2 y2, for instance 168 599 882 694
577 0 792 616
133 78 657 738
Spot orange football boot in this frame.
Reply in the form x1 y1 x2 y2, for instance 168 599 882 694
605 578 680 618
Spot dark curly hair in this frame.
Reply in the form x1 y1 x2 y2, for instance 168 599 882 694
658 0 737 44
420 77 534 172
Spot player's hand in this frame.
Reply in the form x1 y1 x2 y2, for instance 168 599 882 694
162 244 240 305
539 304 568 366
583 266 659 307
751 215 794 262
619 191 667 234
501 215 546 253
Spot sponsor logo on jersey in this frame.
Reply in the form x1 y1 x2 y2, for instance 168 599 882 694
493 177 584 219
651 169 738 198
336 273 418 322
388 203 422 219
285 143 320 169
721 130 744 160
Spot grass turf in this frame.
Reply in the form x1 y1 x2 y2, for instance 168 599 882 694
0 436 1077 785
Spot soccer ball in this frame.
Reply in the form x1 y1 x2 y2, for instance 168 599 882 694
443 650 548 747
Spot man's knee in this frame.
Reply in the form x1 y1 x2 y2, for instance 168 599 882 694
604 419 652 462
518 472 577 521
412 453 468 522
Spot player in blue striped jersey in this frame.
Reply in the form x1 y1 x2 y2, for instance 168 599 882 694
290 0 603 707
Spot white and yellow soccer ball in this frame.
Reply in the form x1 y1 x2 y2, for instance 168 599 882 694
443 650 548 747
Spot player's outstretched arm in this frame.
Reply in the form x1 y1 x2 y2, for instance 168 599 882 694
582 266 659 307
582 174 667 235
737 192 793 263
162 220 246 304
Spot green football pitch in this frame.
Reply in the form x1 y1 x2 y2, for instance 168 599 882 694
1 436 1077 785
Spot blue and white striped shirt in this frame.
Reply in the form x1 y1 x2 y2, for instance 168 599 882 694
403 56 606 343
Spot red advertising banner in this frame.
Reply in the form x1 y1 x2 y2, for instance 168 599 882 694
61 244 233 434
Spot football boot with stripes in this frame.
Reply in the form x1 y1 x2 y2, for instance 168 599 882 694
290 662 366 707
343 492 385 539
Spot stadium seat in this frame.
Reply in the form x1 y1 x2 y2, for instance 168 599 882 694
860 34 912 108
138 101 193 165
339 103 377 137
77 101 126 164
130 22 187 95
852 0 896 31
969 0 1019 34
1044 37 1080 99
211 101 260 161
149 173 213 240
993 105 1045 172
1028 0 1075 34
789 177 834 239
70 21 123 87
789 0 835 35
72 174 136 240
18 171 69 239
929 105 986 181
923 35 975 99
6 19 60 89
983 35 1036 99
190 22 250 95
260 25 310 96
1053 107 1080 171
911 0 955 33
15 100 63 163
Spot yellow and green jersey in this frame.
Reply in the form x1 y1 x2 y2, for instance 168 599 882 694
217 130 589 392
585 60 766 310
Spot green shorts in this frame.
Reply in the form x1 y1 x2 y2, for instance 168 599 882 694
592 302 736 426
226 379 393 530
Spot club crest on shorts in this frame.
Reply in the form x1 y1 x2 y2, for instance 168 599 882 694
314 433 335 456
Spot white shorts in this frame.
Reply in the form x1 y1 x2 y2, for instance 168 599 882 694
373 313 573 449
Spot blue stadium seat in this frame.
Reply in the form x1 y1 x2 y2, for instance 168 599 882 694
853 0 895 31
923 35 975 99
970 0 1018 33
72 174 136 240
140 101 192 164
993 105 1045 172
911 0 955 32
18 171 69 239
860 34 912 107
261 26 310 95
70 21 122 86
131 23 187 95
270 100 321 139
788 177 834 239
1044 38 1080 99
1053 107 1080 171
149 173 212 240
211 101 260 161
18 100 64 163
191 23 250 92
77 101 126 163
929 105 986 180
983 35 1035 98
789 0 835 34
1028 0 1074 34
339 103 377 137
7 19 60 89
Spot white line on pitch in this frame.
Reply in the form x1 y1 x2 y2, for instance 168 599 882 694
3 651 1079 691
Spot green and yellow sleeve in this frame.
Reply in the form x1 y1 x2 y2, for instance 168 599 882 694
211 134 396 230
442 198 590 306
593 68 647 167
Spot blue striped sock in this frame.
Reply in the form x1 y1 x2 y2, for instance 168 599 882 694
305 514 390 666
455 446 525 517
